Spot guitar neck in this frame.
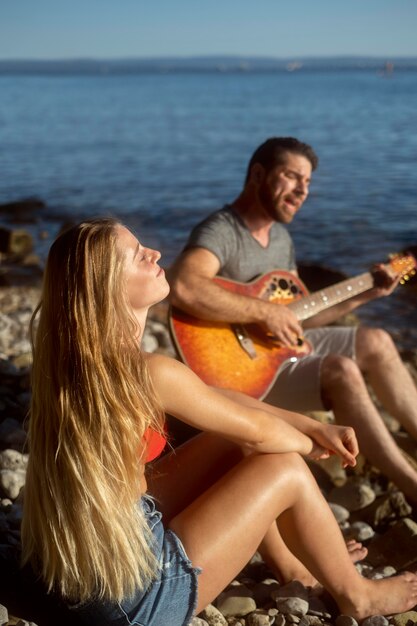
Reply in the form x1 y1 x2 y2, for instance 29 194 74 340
288 271 374 322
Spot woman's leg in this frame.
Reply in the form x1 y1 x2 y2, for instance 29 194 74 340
257 524 367 587
148 433 365 587
167 450 417 620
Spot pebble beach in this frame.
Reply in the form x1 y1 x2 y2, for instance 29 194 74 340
1 233 417 626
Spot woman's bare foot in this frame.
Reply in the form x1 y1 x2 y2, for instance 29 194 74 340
345 538 368 563
338 572 417 620
273 539 368 588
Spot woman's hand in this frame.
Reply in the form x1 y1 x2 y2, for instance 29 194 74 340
307 423 359 468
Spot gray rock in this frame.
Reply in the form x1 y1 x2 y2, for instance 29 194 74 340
272 580 309 601
216 586 256 617
273 617 286 626
141 331 159 353
307 595 332 618
369 565 396 579
252 579 280 605
246 611 271 626
336 616 359 626
391 611 417 626
0 469 26 499
274 597 309 617
366 518 417 570
285 615 301 624
200 604 228 625
0 449 28 471
190 619 209 626
361 617 389 626
304 617 326 626
328 502 350 524
329 480 376 512
349 521 375 541
0 604 8 624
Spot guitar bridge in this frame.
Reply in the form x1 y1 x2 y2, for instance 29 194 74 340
232 324 257 359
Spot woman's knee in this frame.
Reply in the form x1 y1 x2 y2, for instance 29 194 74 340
249 451 315 495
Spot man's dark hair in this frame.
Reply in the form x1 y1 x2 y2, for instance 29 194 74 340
244 137 319 183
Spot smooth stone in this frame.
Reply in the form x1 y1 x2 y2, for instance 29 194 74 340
216 585 256 617
0 449 28 471
0 604 8 624
361 617 389 626
305 617 326 626
349 521 375 541
274 617 286 626
0 469 26 499
366 518 417 570
328 502 350 524
272 580 309 601
190 619 209 626
274 597 309 617
336 617 359 626
391 611 417 626
329 480 376 512
369 565 396 579
350 491 412 529
246 611 271 626
141 331 159 353
200 604 228 626
12 352 33 369
307 596 331 618
252 579 280 605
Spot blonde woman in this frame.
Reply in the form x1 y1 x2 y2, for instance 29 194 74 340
22 218 417 625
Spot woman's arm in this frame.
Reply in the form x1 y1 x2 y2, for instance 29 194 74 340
146 354 355 462
214 387 358 468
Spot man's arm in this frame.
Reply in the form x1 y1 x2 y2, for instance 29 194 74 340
302 263 401 328
169 247 303 346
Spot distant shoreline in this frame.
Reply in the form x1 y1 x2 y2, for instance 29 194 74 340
1 55 416 75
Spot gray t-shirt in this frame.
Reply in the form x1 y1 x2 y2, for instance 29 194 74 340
185 205 296 282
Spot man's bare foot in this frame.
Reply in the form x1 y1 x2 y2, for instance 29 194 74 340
338 572 417 619
274 539 367 588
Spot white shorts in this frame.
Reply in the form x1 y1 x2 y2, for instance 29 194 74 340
263 326 357 412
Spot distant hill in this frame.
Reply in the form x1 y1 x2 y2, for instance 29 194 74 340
0 55 416 75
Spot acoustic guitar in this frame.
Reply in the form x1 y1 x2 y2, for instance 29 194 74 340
169 254 416 399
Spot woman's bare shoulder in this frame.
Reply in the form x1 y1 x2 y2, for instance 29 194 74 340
145 352 195 385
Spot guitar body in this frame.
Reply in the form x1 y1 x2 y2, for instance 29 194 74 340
169 254 416 399
170 271 313 399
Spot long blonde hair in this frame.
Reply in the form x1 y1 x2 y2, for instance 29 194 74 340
21 218 164 602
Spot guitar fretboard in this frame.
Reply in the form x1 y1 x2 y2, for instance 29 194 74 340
288 272 374 322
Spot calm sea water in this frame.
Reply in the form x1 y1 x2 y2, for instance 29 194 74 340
0 70 416 346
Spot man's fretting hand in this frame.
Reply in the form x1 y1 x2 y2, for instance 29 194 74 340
370 263 401 298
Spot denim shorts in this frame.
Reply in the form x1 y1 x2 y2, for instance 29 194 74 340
69 495 201 626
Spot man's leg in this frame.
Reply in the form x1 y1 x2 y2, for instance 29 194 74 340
355 326 417 441
320 350 417 505
265 326 417 504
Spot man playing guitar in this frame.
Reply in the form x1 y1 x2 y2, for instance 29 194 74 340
169 137 417 516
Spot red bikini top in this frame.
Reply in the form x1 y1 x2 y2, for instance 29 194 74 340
143 427 167 463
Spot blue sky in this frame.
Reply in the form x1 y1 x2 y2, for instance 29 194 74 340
1 0 417 60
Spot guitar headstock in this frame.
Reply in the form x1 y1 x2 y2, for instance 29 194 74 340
388 252 417 284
